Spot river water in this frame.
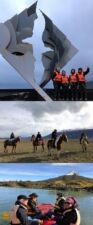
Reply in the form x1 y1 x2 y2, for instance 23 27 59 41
0 187 93 225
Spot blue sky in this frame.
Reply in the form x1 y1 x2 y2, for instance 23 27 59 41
0 163 93 181
0 0 93 88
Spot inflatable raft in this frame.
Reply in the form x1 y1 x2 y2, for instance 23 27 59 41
38 203 56 225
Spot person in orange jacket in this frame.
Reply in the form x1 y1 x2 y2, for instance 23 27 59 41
61 70 69 100
69 69 78 100
52 67 62 100
77 67 90 100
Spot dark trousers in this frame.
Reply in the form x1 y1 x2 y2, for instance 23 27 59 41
78 82 87 100
70 83 78 100
61 84 68 100
53 81 61 100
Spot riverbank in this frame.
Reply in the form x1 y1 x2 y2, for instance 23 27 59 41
0 174 93 192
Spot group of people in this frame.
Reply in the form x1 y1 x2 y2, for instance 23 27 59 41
52 67 90 100
9 192 80 225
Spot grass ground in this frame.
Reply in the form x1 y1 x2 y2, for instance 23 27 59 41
0 139 93 162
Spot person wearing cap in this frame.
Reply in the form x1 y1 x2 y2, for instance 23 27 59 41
28 193 43 219
52 67 62 100
51 129 58 148
9 195 39 225
77 67 90 100
56 196 80 225
54 192 65 216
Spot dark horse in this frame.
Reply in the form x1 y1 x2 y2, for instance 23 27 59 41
4 137 20 153
31 135 45 152
47 133 68 158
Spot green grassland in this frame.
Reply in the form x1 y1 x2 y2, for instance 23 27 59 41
0 139 93 162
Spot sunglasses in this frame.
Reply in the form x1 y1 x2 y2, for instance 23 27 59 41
65 202 71 204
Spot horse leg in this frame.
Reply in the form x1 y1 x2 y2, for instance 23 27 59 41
42 144 44 152
82 144 84 152
14 145 16 153
12 146 14 153
34 145 36 153
53 148 59 160
4 145 7 153
48 146 51 156
85 144 87 152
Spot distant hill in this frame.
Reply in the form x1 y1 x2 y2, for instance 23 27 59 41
0 174 93 192
44 128 93 140
0 128 93 140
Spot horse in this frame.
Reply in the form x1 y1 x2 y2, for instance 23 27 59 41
80 135 89 152
47 133 68 158
31 135 45 152
4 137 20 153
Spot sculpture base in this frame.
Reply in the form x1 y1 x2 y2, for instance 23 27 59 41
0 89 93 101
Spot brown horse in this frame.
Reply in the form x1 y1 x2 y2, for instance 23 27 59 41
47 133 68 158
4 137 20 153
31 135 45 152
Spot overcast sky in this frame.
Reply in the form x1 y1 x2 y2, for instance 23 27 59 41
0 163 93 181
0 0 93 88
0 101 93 137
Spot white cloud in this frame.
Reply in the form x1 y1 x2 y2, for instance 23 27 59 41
0 102 93 137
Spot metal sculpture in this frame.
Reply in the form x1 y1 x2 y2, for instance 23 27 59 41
0 2 52 101
40 11 78 87
0 2 78 101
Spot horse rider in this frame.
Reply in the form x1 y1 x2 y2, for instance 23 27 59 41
10 132 15 140
77 67 90 100
61 70 69 100
69 69 78 100
36 132 42 145
51 129 57 148
28 193 44 220
56 196 80 225
52 67 62 100
54 192 65 216
9 195 39 225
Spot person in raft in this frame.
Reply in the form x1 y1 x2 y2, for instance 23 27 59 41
27 193 45 220
54 192 65 216
55 196 80 225
9 195 42 225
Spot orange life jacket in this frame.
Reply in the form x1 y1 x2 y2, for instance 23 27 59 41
77 72 85 82
69 73 77 83
61 75 68 84
53 71 62 82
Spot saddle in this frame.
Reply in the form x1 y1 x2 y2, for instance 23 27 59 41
9 138 15 142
